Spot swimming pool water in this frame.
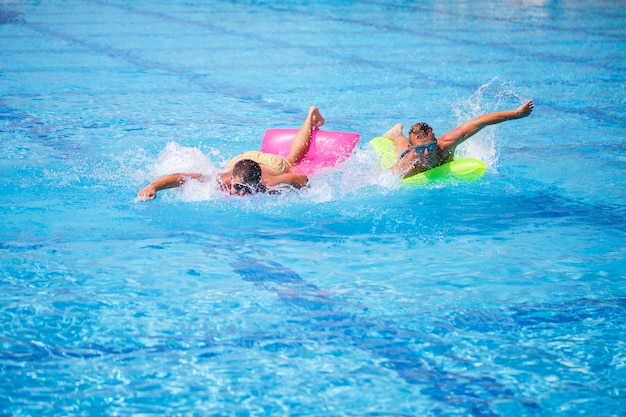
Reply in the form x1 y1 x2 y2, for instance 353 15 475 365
1 0 625 415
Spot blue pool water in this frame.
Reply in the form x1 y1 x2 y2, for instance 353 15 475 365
2 0 625 415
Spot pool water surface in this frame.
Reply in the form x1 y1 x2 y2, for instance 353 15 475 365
1 0 625 415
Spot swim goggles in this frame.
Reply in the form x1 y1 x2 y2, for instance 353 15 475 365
413 140 437 154
400 139 437 159
232 182 255 194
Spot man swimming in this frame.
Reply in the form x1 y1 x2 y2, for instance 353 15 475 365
383 100 534 178
137 106 325 199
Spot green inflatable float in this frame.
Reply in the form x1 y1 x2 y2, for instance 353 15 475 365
370 136 487 186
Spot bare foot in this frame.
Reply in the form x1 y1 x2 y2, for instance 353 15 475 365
309 106 325 130
383 123 403 139
517 100 534 118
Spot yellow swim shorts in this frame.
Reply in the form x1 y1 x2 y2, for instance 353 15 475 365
226 151 293 175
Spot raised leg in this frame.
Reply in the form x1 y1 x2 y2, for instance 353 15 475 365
286 106 325 166
383 123 404 140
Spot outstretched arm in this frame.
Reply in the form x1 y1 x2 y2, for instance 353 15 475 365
437 100 534 149
137 173 203 200
262 172 309 189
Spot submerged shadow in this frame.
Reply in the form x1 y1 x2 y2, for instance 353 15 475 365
231 254 539 416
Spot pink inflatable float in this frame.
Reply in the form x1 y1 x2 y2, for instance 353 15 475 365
260 128 361 175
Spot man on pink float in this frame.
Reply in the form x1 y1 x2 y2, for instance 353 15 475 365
137 106 325 199
384 100 534 178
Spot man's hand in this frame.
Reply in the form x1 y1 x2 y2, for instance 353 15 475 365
137 185 157 201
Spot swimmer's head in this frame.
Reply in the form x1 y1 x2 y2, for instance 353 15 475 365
231 159 262 195
409 122 433 139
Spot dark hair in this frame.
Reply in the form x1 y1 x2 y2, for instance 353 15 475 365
232 159 262 187
409 122 433 138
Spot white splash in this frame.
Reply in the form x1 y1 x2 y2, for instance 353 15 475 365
451 77 531 169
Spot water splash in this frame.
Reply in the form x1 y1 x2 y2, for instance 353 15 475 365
150 141 218 177
451 77 531 169
129 138 404 204
129 81 533 205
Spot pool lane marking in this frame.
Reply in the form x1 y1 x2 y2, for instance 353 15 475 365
231 253 533 414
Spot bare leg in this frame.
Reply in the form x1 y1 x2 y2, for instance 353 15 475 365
286 106 325 166
383 123 412 154
383 123 404 140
